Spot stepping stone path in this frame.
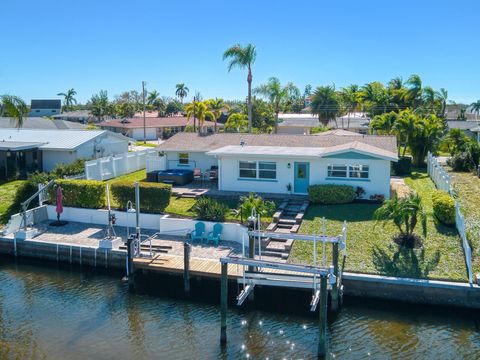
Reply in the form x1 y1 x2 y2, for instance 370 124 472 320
262 199 310 261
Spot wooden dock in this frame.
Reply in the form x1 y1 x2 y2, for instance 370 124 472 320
133 254 244 279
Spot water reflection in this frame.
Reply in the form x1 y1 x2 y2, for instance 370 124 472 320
0 258 479 359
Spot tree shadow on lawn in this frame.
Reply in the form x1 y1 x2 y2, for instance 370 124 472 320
303 203 380 223
372 245 441 279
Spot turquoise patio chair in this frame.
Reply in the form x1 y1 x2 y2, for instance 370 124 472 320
206 223 223 247
190 222 206 243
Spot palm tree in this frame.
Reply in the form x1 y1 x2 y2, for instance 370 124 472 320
339 84 360 128
147 90 160 105
310 85 340 127
57 88 77 111
254 77 299 132
223 43 257 133
422 86 437 113
0 95 28 128
175 84 189 103
207 98 228 132
437 88 448 118
184 101 215 133
470 100 480 120
374 193 427 248
405 74 422 110
225 113 249 133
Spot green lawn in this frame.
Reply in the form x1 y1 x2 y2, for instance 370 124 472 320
290 171 467 281
450 171 480 275
106 170 148 184
0 180 27 225
134 141 157 148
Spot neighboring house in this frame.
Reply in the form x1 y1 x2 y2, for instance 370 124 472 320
98 117 223 140
277 113 370 135
28 100 62 117
0 117 87 130
156 132 397 199
0 129 129 177
51 110 96 123
446 120 480 139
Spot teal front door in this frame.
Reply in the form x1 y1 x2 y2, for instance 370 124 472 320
294 162 310 194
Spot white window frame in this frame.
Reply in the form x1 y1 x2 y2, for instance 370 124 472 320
327 164 369 179
239 160 277 180
178 153 189 165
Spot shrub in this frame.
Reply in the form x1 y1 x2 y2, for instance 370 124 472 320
192 197 229 222
393 157 412 175
432 190 455 226
51 159 86 178
447 142 480 172
308 184 356 204
52 179 106 208
0 181 39 224
110 181 171 213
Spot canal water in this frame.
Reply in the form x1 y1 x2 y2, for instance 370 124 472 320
1 258 479 359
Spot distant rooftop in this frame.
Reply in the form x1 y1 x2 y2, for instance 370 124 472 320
0 117 86 130
30 99 61 110
98 117 222 129
0 128 117 151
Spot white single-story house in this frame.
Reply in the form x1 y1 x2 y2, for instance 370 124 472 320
156 132 398 199
0 128 130 175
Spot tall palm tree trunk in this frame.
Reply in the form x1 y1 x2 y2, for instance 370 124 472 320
247 67 253 133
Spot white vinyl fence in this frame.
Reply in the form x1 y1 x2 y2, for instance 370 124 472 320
146 154 167 173
427 152 473 284
85 150 157 181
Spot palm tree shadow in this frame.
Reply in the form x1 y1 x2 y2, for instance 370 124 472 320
372 245 441 278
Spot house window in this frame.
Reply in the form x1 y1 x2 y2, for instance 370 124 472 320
327 164 369 179
349 165 369 178
328 165 348 178
178 153 189 165
239 161 257 178
259 161 276 179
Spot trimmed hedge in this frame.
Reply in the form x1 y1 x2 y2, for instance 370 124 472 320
192 197 229 222
308 184 356 204
393 157 412 175
432 190 455 226
110 181 171 213
52 179 106 208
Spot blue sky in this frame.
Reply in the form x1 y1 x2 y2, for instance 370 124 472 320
1 0 479 104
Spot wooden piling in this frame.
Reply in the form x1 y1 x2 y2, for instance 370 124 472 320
330 242 339 312
220 262 228 344
318 275 327 358
183 242 191 295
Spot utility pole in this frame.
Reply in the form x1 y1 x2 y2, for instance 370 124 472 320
142 81 146 144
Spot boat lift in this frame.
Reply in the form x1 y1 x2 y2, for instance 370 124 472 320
220 218 348 358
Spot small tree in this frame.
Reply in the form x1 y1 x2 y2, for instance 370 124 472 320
236 193 275 224
373 193 427 248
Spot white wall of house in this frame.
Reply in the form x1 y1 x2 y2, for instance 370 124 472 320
42 134 129 171
131 128 157 140
164 151 217 171
217 154 392 199
42 150 78 171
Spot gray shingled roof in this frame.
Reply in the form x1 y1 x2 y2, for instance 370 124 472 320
0 117 86 130
156 132 397 154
